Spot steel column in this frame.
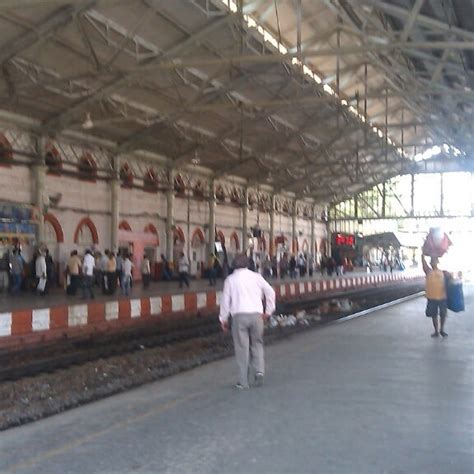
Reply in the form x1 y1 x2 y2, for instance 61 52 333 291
166 169 175 262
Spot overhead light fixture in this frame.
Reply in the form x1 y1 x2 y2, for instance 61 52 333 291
82 112 94 130
191 151 200 165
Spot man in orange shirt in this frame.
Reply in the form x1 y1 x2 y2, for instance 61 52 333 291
422 255 448 338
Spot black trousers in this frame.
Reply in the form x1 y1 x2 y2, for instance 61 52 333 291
179 271 189 288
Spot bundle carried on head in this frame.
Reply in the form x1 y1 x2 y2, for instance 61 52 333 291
422 227 452 257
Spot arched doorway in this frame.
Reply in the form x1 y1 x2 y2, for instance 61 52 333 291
228 231 240 266
74 217 99 254
144 224 160 278
302 239 309 254
190 228 205 276
44 213 64 285
320 238 327 257
173 226 185 267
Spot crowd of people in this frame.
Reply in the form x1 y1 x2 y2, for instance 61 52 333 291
0 242 151 299
0 242 362 300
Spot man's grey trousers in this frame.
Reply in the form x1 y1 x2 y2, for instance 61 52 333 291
231 312 264 387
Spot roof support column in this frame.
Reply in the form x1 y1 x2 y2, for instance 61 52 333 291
292 201 297 254
166 169 176 262
110 156 120 253
208 181 216 256
310 205 315 258
33 135 46 246
269 194 276 258
242 187 248 254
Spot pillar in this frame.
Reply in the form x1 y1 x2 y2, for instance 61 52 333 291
269 194 276 257
166 169 175 261
110 156 120 252
326 207 332 257
208 180 216 255
310 205 315 257
291 200 297 254
242 187 248 253
33 135 46 245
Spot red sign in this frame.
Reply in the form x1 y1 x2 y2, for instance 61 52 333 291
334 233 355 247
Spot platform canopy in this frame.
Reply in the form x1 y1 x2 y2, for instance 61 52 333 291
0 0 472 203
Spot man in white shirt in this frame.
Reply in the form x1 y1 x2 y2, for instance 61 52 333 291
122 253 133 296
35 250 47 295
219 253 276 389
178 252 190 289
82 249 95 299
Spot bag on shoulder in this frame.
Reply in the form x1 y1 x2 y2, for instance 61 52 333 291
444 272 464 313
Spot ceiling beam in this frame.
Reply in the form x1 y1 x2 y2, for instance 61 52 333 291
399 0 426 42
0 0 96 65
42 12 237 132
359 0 474 42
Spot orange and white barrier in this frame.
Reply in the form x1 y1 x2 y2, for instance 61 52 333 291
0 272 423 350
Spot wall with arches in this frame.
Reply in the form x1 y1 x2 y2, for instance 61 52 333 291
0 127 328 275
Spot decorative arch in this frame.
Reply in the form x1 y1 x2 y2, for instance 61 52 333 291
320 238 327 256
216 230 225 245
215 185 226 202
173 226 185 243
302 239 309 253
78 152 97 180
0 133 13 167
193 179 205 198
191 228 205 246
230 187 241 205
144 223 158 235
174 174 186 195
260 234 267 252
44 212 64 243
230 231 240 251
119 220 132 231
45 144 62 174
73 217 99 244
143 168 158 192
120 163 134 188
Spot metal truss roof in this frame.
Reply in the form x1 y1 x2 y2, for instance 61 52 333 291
0 0 472 204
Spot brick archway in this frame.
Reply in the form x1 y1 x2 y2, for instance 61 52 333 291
191 227 205 245
174 226 185 243
44 213 64 243
119 220 132 231
217 230 225 245
0 133 13 167
230 231 240 251
144 223 160 245
73 217 99 244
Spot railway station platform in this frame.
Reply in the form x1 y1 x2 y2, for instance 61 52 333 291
1 286 472 474
0 270 422 350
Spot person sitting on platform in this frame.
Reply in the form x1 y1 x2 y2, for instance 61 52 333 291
422 254 448 338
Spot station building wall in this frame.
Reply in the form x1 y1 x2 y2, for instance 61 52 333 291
0 126 328 274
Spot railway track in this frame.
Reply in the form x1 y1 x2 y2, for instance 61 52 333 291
0 282 423 383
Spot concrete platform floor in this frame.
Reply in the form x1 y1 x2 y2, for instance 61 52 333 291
0 268 399 312
1 286 472 474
